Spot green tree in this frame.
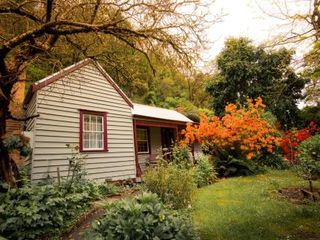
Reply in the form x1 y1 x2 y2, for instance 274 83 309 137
206 37 307 128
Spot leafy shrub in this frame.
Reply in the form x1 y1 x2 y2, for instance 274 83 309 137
193 155 216 187
0 180 115 240
3 134 32 157
183 98 282 161
254 153 289 170
143 164 196 209
212 155 263 177
172 144 192 166
281 121 319 164
87 193 199 240
183 98 281 177
262 111 278 128
297 134 320 181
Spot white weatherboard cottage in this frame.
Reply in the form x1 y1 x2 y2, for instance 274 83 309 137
24 59 195 182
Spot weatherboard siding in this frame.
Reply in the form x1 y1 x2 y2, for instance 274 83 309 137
30 63 136 181
25 93 37 131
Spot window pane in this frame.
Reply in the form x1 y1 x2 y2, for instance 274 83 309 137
89 133 93 148
138 141 148 152
97 116 103 131
91 116 96 131
84 132 89 149
84 115 90 131
137 128 147 141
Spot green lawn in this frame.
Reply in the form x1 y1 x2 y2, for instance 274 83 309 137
192 170 320 240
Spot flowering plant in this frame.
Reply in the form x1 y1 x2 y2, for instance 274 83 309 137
182 98 282 161
282 121 319 164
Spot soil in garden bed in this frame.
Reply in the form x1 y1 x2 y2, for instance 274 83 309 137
278 188 320 203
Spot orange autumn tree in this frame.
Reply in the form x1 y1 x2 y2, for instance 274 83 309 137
183 97 282 161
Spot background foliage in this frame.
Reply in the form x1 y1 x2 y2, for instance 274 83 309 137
206 38 307 129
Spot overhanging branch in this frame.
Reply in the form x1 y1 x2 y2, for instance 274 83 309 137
7 113 40 122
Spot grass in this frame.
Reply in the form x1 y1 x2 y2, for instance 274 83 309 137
192 170 320 240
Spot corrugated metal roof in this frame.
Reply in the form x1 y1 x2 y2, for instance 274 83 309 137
132 103 193 123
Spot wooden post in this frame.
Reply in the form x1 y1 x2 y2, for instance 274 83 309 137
133 120 142 177
57 167 61 186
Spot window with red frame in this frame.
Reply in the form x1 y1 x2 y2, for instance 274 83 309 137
80 111 108 152
137 127 150 154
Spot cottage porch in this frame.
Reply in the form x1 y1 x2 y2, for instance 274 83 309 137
132 104 194 177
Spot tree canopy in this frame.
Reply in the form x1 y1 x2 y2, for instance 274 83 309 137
206 37 307 129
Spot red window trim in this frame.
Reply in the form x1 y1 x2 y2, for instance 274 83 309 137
79 109 108 152
137 126 151 154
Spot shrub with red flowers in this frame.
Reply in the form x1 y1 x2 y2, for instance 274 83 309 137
282 121 320 165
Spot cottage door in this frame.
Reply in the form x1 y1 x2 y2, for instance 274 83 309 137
161 128 175 160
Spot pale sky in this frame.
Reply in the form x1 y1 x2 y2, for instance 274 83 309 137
202 0 312 69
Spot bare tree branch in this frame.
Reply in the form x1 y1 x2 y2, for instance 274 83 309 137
7 113 40 121
0 6 42 23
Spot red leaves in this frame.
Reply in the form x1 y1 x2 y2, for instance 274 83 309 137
281 122 319 164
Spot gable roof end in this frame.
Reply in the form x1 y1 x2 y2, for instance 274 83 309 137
25 58 133 108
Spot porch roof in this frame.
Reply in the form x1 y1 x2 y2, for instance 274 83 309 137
132 103 193 123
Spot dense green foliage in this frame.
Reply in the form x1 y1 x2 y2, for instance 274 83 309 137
3 135 32 157
193 170 320 240
171 144 192 166
143 164 196 209
193 155 217 187
87 193 199 240
299 105 320 125
254 153 289 170
0 180 115 240
297 134 320 180
212 155 262 177
206 37 307 128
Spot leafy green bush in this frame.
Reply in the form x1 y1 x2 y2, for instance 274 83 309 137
87 193 199 240
143 164 196 209
3 134 32 157
297 134 320 181
254 153 289 170
172 144 192 166
212 154 264 177
0 180 115 240
193 155 216 187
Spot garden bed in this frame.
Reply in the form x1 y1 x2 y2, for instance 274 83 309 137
279 188 320 203
61 189 139 240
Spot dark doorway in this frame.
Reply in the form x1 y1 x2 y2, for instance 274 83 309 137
161 128 176 160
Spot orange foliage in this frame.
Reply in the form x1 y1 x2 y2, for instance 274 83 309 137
182 97 282 160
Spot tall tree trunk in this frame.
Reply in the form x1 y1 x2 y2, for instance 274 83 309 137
0 102 17 188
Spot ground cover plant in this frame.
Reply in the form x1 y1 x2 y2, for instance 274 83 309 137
0 179 116 240
87 193 199 240
192 170 320 240
0 145 117 240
